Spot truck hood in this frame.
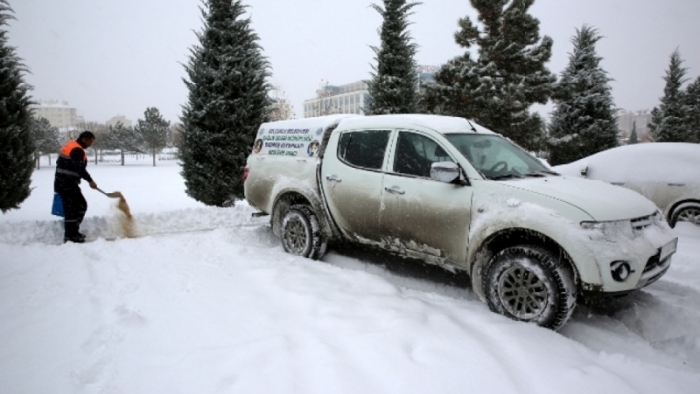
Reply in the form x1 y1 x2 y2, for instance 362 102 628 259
499 175 657 221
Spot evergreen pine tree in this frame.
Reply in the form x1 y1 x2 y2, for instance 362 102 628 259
547 26 619 165
367 0 421 115
685 76 700 143
628 121 638 144
424 0 555 151
180 0 270 206
107 122 144 166
29 117 60 169
649 49 691 142
0 0 34 213
136 107 169 167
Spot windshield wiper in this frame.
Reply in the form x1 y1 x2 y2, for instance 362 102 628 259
490 174 524 181
524 170 560 177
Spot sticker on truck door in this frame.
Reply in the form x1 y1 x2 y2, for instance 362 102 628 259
254 127 319 157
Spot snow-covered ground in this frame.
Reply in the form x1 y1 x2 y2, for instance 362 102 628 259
1 156 699 393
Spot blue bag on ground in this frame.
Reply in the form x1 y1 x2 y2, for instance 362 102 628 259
51 194 64 217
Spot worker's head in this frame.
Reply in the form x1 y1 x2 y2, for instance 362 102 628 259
78 131 96 148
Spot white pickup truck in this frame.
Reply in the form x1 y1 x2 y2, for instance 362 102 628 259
244 114 678 330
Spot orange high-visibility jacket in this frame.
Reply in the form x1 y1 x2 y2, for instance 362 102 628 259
55 140 91 182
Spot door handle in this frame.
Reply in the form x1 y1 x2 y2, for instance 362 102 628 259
326 175 342 183
668 183 685 187
384 186 405 195
611 182 625 186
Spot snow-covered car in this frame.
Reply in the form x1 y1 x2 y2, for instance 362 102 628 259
554 143 700 227
244 115 678 330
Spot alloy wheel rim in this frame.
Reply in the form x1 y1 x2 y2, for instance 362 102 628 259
285 216 308 254
677 208 700 226
498 266 549 320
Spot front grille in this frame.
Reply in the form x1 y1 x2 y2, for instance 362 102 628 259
643 252 661 273
632 214 653 234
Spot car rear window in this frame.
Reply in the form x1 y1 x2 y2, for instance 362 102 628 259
338 130 391 170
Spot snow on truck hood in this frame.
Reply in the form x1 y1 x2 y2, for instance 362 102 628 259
499 176 658 221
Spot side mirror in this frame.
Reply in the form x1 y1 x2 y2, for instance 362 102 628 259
430 161 461 183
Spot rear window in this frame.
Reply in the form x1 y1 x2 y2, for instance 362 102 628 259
338 130 391 170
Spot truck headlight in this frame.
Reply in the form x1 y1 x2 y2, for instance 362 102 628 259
652 210 665 224
581 219 633 240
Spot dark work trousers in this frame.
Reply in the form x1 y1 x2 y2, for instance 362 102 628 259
57 184 87 237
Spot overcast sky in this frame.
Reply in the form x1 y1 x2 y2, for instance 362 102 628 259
7 0 700 124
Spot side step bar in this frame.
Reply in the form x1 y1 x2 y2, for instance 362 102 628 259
252 212 269 218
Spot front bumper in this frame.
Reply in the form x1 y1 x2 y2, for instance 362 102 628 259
636 238 676 288
577 217 678 294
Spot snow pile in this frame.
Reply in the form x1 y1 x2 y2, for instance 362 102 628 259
1 159 699 393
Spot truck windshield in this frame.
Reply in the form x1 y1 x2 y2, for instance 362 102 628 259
444 134 553 180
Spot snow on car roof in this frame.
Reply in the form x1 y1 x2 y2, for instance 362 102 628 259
555 142 700 184
338 114 496 135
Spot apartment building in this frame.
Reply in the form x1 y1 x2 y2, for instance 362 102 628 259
30 100 84 129
302 67 437 118
106 115 133 128
303 81 369 118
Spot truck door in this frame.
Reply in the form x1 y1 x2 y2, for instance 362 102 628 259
321 129 392 243
380 131 472 263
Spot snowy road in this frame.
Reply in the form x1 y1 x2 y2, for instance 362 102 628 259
1 162 699 393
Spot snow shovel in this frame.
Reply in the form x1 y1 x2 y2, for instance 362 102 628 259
97 187 133 220
96 188 123 199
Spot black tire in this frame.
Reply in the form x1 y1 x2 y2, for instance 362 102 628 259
669 202 700 228
483 245 577 330
280 205 327 260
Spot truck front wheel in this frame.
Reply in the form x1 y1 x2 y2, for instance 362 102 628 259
281 205 327 260
482 245 577 330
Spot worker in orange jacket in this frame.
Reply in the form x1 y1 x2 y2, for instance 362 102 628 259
54 131 98 243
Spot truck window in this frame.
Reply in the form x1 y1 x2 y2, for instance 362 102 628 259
393 132 453 178
338 130 391 170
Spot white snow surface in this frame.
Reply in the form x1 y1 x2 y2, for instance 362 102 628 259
2 158 700 393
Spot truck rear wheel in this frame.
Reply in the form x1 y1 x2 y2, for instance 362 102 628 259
281 205 327 260
483 245 577 330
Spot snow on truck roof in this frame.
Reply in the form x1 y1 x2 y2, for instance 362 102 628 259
258 114 357 132
258 114 494 136
253 114 494 159
337 114 495 134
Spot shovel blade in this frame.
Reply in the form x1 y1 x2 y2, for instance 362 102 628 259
105 191 123 199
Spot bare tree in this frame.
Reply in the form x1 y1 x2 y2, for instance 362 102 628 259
170 122 184 149
307 80 338 117
268 85 295 121
74 121 108 164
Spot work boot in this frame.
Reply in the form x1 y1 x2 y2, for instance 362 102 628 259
77 232 87 240
64 234 86 244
